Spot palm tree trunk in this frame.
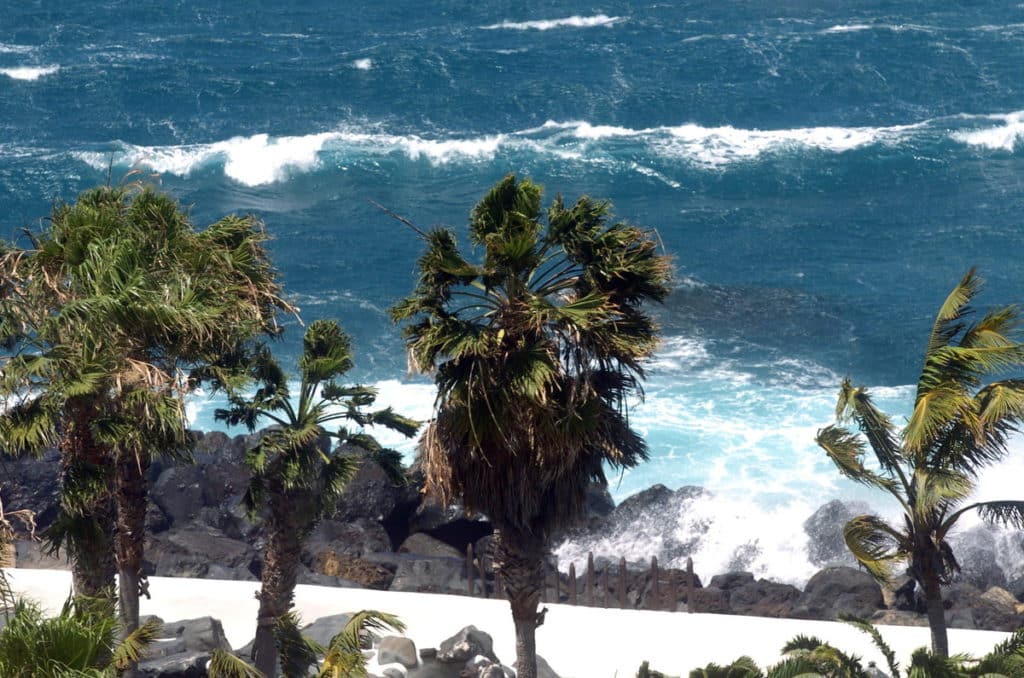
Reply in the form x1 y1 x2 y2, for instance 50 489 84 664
252 495 305 678
496 528 546 678
60 399 117 607
923 574 949 658
114 449 150 678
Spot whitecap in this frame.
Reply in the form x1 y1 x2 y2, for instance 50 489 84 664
823 24 872 33
352 58 373 70
0 65 59 81
481 14 623 31
950 110 1024 151
76 132 337 186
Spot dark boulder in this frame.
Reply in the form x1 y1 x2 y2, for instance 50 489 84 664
302 517 392 564
436 625 498 664
793 567 884 620
803 499 870 568
388 555 467 594
710 572 801 617
144 526 258 580
954 527 1008 591
313 552 395 589
334 448 405 524
0 447 62 529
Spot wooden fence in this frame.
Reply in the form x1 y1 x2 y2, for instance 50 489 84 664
463 545 715 612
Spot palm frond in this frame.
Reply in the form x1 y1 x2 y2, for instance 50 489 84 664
208 649 266 678
843 515 907 582
841 614 900 677
110 617 161 672
815 426 899 496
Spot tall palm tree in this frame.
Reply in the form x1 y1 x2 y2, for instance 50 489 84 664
392 175 672 678
815 269 1024 657
206 319 418 677
0 185 292 670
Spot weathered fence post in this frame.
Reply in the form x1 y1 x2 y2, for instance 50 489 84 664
477 548 488 598
649 556 659 610
586 552 595 606
686 557 695 613
668 567 678 612
601 564 610 607
618 556 627 608
568 563 577 605
467 543 474 597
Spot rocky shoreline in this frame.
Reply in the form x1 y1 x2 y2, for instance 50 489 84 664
3 430 1024 675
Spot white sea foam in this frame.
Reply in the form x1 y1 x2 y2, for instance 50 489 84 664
823 24 872 33
0 65 59 81
352 58 373 70
78 132 337 186
950 110 1024 151
481 14 623 31
0 43 35 54
71 112 963 186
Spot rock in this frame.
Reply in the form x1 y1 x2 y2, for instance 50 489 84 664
381 668 408 678
793 567 884 620
0 447 62 529
299 613 353 648
407 658 462 678
303 517 392 564
436 626 498 664
334 447 405 524
803 500 870 568
137 652 209 677
312 553 394 589
399 533 465 559
389 556 467 594
954 527 1008 591
296 568 363 588
150 616 233 656
869 609 928 627
378 636 418 668
925 583 1022 632
720 575 802 618
144 526 258 580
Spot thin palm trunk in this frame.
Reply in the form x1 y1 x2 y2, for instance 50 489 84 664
497 528 546 678
252 492 306 678
923 574 948 658
114 449 150 678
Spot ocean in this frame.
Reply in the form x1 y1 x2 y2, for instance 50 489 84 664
3 0 1024 585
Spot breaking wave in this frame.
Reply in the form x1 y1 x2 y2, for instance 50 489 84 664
481 14 623 31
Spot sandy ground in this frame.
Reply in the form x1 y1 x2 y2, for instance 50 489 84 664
3 568 1011 677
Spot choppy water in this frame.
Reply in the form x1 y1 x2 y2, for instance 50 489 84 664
4 1 1024 583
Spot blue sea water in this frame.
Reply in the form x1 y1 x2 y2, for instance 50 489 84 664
4 1 1024 582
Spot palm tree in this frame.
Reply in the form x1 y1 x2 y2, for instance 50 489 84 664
815 269 1024 657
0 185 292 667
392 175 672 678
205 319 418 677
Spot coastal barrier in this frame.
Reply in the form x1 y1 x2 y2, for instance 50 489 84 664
464 544 713 612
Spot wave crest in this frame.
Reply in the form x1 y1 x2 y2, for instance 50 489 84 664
481 14 622 31
1 65 59 81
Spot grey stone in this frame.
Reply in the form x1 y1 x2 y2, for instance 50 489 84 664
803 499 869 568
389 556 467 594
300 612 353 648
399 533 464 559
378 635 418 668
436 626 498 664
793 567 884 620
137 652 209 677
